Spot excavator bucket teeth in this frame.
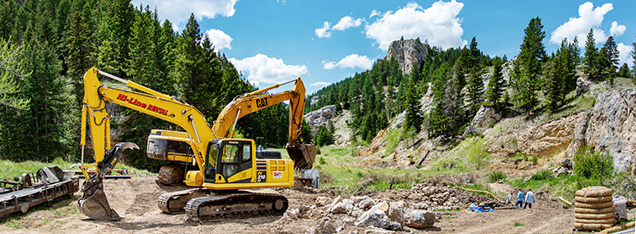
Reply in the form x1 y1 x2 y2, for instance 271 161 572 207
286 143 317 170
78 178 123 220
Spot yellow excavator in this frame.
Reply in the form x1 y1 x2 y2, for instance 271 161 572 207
77 67 316 221
148 77 314 185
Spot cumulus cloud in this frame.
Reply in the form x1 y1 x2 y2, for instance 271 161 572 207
315 21 331 38
332 16 364 31
310 81 332 87
365 1 466 50
205 28 232 50
550 2 618 46
610 21 626 36
315 16 364 38
369 10 381 18
323 54 374 70
229 54 308 86
131 0 238 26
617 43 634 66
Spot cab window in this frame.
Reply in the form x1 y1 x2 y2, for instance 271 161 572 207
221 143 239 179
242 144 251 162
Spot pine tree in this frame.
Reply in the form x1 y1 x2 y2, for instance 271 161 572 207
174 14 222 119
66 11 94 107
617 63 630 78
583 29 598 79
599 36 619 85
484 60 505 108
515 17 545 114
466 66 484 117
543 61 562 112
404 78 422 133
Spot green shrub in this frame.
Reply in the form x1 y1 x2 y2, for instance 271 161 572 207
317 156 326 165
573 146 613 179
531 169 552 180
488 171 507 182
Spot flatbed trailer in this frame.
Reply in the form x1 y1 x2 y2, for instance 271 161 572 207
0 167 79 217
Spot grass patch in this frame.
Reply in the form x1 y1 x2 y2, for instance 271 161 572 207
514 221 524 227
0 158 153 180
488 171 507 182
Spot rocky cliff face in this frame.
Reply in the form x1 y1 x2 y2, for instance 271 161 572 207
385 39 429 75
304 105 336 135
583 88 636 172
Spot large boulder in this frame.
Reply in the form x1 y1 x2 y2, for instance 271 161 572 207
355 207 389 228
404 209 436 228
465 106 501 136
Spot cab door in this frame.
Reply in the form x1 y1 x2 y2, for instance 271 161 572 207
214 140 254 183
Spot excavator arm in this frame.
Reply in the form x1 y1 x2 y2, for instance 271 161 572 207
211 78 316 170
78 67 212 220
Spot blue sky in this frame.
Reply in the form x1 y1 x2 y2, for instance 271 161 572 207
130 0 636 95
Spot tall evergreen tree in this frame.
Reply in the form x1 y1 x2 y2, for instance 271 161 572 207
515 17 545 114
599 36 619 85
583 29 598 79
466 66 484 117
404 78 422 133
484 60 505 108
174 14 222 119
66 11 94 107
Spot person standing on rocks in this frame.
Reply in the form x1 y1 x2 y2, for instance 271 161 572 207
524 189 535 209
515 190 525 209
505 192 513 204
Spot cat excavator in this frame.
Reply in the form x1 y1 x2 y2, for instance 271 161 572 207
77 67 316 221
148 77 312 185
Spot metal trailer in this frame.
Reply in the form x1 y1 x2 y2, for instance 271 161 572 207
0 166 79 217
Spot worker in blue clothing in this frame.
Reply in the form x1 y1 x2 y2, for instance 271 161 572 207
515 189 524 209
524 189 535 209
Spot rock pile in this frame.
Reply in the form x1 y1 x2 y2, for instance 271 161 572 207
301 195 437 233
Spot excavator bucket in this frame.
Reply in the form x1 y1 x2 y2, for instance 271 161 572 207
78 142 138 220
78 178 122 220
286 143 317 171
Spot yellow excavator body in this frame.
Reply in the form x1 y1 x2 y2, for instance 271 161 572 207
77 67 314 221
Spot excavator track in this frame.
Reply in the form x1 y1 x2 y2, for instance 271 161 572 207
184 191 288 221
157 164 185 185
157 188 212 213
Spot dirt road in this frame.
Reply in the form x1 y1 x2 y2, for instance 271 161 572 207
0 175 620 233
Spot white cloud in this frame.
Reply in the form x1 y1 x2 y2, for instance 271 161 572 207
229 54 308 86
369 10 381 18
315 21 331 38
131 0 238 26
365 1 466 50
310 81 332 87
617 43 634 66
205 28 232 50
323 54 374 70
610 21 626 36
550 2 614 46
315 16 364 38
332 16 364 31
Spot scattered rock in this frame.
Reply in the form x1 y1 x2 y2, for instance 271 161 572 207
387 206 406 225
328 198 353 214
316 196 332 207
404 209 436 228
355 207 389 228
306 217 337 234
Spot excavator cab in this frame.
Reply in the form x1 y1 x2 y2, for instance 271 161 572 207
185 139 295 189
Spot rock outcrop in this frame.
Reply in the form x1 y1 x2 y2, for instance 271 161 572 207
583 88 636 173
304 105 336 135
385 39 429 75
